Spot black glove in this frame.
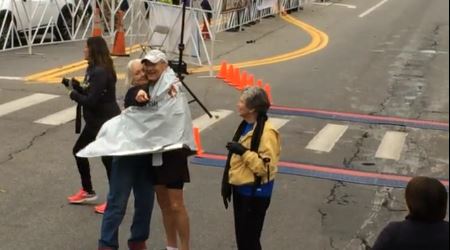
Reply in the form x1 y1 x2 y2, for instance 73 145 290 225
61 77 73 91
70 78 84 93
221 181 232 209
226 142 248 156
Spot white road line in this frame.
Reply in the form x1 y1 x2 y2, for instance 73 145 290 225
372 49 449 54
334 3 357 9
0 76 23 81
34 106 77 125
306 124 348 153
269 117 290 130
420 50 449 55
313 2 333 6
0 93 59 118
313 2 356 8
192 109 233 132
358 0 389 18
375 131 407 160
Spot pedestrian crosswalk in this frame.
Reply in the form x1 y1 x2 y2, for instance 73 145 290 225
0 93 58 117
306 124 348 153
192 109 233 132
375 131 408 161
34 106 77 126
0 92 443 162
268 117 290 130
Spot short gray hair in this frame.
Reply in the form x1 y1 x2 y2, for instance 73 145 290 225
124 59 142 87
241 86 271 114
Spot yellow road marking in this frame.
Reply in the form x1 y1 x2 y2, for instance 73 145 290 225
190 15 328 73
27 44 142 83
26 15 328 83
41 73 127 84
25 61 86 81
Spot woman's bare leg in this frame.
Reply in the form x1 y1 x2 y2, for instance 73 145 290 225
167 188 190 250
155 186 178 248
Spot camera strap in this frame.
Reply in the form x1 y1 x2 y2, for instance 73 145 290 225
75 104 82 134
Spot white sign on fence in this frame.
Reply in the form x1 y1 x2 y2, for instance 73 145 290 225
257 0 277 10
221 0 250 13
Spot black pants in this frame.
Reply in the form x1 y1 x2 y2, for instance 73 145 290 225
73 124 112 193
233 190 271 250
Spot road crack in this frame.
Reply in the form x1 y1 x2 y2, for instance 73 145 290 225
318 208 327 226
329 237 339 250
325 181 352 206
0 129 50 166
343 132 369 168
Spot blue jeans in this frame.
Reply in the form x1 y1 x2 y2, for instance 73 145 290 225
99 155 155 249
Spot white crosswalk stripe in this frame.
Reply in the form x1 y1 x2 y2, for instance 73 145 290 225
34 105 77 125
0 93 415 162
375 131 408 160
192 109 233 132
269 117 290 130
0 93 59 118
306 124 348 153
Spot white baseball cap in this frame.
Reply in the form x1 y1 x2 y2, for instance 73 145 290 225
141 49 168 64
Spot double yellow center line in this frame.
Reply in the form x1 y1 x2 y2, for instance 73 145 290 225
190 15 329 73
26 44 142 83
26 15 328 83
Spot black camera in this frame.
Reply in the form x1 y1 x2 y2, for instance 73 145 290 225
61 77 84 93
61 77 72 88
169 60 188 75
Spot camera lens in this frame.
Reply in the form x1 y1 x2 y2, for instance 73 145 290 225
61 78 70 87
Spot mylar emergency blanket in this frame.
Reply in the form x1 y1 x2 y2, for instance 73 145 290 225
76 68 196 157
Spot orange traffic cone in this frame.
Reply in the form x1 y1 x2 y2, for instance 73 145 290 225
246 74 255 87
225 64 234 83
92 7 102 37
111 11 129 57
217 61 227 79
231 68 241 87
256 79 263 87
237 71 248 90
264 83 273 104
193 127 204 156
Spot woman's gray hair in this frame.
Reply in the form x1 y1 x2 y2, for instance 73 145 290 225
241 86 271 114
124 59 142 87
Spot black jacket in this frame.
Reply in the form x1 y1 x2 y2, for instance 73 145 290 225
70 64 120 129
124 84 149 109
372 217 449 250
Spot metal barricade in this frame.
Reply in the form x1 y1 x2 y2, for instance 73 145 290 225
0 0 91 52
212 0 305 33
0 0 131 53
0 0 310 73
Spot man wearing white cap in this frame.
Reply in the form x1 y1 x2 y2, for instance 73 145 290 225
134 49 171 103
138 50 192 250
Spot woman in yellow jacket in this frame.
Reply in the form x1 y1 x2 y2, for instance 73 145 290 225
222 86 281 250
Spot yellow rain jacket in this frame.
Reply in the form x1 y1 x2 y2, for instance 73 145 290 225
229 121 281 186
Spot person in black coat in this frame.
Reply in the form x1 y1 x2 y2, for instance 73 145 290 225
66 37 121 211
372 176 449 250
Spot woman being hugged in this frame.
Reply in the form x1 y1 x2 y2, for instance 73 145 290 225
222 86 281 250
67 36 121 212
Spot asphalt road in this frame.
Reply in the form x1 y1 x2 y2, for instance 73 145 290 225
0 0 448 249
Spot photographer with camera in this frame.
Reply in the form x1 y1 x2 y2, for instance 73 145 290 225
64 37 120 213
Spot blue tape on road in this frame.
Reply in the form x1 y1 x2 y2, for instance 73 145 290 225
269 106 449 131
277 167 408 188
191 155 448 189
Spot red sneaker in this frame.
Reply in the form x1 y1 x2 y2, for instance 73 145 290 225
94 202 107 214
67 189 97 204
